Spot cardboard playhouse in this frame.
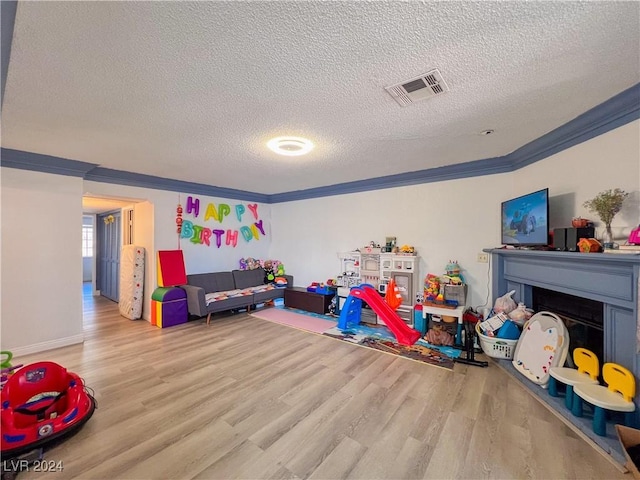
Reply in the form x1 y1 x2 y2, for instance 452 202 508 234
151 250 188 328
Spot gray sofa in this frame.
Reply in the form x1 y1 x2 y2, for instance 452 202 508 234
181 267 293 324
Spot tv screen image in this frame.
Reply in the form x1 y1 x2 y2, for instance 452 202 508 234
501 188 549 246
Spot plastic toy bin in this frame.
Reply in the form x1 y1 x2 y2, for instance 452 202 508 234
476 323 518 359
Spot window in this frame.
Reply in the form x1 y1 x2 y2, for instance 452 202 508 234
82 225 94 257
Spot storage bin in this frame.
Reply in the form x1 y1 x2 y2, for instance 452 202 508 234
476 323 518 359
315 286 334 295
444 284 467 305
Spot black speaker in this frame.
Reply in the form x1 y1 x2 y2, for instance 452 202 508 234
566 227 595 252
553 228 567 251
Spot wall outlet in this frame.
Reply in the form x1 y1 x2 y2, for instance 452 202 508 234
477 253 489 263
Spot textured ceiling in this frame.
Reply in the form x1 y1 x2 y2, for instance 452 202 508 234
2 1 639 195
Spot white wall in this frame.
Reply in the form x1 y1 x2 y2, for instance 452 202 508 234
132 201 154 320
2 121 637 353
269 175 509 310
269 120 640 310
83 182 272 320
1 169 85 354
513 121 640 243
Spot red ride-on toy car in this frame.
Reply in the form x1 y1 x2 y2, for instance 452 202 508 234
1 361 96 459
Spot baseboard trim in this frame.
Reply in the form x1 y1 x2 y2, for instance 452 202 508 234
8 333 85 356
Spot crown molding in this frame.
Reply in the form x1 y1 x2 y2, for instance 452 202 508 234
2 83 638 203
269 156 512 203
1 148 98 176
508 83 640 169
84 167 269 203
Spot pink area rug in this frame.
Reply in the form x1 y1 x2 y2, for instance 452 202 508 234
250 307 457 370
250 307 336 334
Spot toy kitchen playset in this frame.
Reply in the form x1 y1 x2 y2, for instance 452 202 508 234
336 242 419 326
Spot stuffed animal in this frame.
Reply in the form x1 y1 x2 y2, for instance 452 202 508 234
274 276 288 288
262 259 275 283
424 325 454 346
239 258 248 270
443 260 465 284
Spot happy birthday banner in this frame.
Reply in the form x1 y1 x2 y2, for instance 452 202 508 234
179 196 265 248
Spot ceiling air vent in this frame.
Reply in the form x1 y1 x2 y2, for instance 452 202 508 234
385 69 449 107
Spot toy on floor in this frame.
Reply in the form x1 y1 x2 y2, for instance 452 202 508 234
0 351 23 387
574 362 636 436
548 348 599 410
1 361 96 459
1 351 13 369
338 284 420 346
424 325 454 346
512 311 569 386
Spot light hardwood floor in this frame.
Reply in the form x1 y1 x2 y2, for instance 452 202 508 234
14 289 627 480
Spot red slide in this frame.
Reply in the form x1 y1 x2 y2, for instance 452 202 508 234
351 285 421 346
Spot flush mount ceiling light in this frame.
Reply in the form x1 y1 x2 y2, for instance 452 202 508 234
267 136 314 156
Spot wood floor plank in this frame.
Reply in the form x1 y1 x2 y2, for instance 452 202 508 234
307 436 368 480
421 412 476 479
348 395 428 479
13 291 627 480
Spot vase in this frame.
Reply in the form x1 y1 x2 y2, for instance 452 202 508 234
603 224 614 248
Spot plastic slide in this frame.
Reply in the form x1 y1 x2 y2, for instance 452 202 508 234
349 285 421 346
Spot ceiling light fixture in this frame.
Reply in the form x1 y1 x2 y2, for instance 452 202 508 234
267 136 314 156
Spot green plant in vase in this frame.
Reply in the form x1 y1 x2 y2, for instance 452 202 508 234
583 188 629 247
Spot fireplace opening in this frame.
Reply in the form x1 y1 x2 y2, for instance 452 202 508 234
532 287 604 371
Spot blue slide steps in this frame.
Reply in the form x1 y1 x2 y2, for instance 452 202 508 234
338 294 362 329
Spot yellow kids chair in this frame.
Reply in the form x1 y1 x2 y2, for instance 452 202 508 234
573 362 636 436
548 348 600 410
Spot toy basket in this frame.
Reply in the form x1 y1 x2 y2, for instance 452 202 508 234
476 323 518 360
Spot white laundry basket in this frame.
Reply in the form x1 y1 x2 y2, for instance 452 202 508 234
476 323 518 360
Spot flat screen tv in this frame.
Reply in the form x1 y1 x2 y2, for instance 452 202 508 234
501 188 549 246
